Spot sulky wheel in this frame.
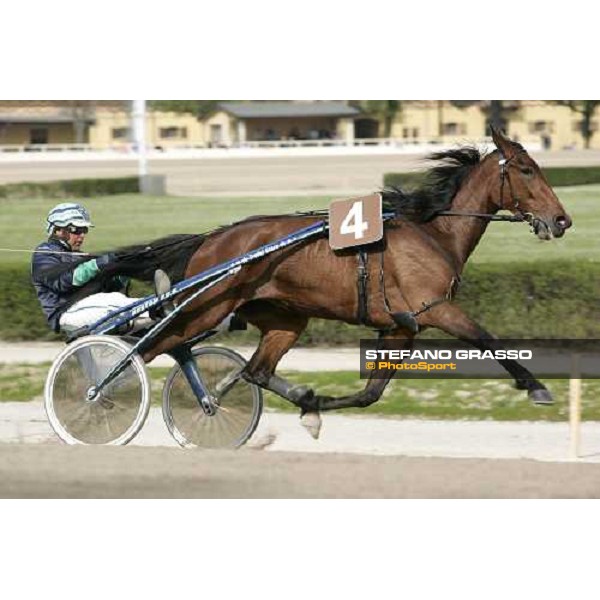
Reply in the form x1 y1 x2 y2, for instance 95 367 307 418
162 346 262 449
44 335 151 445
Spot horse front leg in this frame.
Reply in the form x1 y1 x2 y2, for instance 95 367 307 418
422 303 553 405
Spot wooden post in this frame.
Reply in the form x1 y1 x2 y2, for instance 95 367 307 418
569 354 582 460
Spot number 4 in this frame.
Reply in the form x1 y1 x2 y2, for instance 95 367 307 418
340 201 369 240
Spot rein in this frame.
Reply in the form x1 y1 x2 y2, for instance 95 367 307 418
0 234 202 258
435 211 525 222
0 248 92 256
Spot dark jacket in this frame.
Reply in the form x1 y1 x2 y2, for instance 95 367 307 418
31 238 86 331
31 238 125 332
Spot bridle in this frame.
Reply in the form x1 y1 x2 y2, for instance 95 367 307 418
498 149 530 212
437 149 530 224
498 149 550 235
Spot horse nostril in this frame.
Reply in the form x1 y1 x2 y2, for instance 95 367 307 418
555 215 572 230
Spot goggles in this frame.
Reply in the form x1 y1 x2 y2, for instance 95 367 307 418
66 225 89 235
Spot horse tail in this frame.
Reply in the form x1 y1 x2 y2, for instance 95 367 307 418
108 234 206 283
37 234 206 297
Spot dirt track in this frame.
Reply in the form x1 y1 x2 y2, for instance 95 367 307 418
2 150 600 196
2 444 600 498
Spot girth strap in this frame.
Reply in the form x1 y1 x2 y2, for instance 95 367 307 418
378 249 459 334
357 248 370 326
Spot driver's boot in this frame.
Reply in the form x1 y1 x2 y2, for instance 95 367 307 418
151 269 175 318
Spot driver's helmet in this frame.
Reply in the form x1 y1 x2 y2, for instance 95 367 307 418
46 203 94 234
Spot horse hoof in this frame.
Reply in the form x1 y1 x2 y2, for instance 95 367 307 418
300 411 322 439
246 430 278 450
529 389 554 405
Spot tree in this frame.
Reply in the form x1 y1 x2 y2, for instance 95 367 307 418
450 100 521 134
552 101 600 149
487 100 504 130
354 101 402 137
66 101 96 144
149 100 222 118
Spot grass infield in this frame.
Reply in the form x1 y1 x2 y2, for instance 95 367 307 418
1 186 598 266
3 362 599 421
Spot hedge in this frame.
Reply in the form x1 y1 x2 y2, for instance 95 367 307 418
2 261 598 343
383 166 600 190
0 177 140 200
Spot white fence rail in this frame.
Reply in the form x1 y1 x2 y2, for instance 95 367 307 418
0 137 544 155
0 138 544 163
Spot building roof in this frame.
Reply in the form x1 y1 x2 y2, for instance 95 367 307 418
0 113 95 124
218 102 360 119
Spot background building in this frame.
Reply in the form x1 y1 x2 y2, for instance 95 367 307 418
202 101 360 146
0 100 597 150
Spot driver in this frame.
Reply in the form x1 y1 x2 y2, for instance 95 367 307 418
31 203 242 337
31 202 149 334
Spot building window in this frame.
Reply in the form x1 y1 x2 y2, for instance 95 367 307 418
112 127 130 140
402 127 419 138
529 121 554 134
442 123 466 135
159 127 188 139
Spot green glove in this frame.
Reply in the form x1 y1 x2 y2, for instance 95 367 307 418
72 253 117 287
72 259 100 287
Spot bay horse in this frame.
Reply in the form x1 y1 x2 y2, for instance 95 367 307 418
71 127 572 436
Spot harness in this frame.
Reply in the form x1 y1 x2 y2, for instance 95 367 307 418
355 151 526 333
356 248 370 326
354 245 459 334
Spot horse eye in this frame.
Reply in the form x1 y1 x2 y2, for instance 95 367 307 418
520 167 534 177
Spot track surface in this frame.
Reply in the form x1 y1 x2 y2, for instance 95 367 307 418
3 342 600 497
2 444 600 498
2 150 600 196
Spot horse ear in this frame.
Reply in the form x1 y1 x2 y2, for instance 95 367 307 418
490 124 516 158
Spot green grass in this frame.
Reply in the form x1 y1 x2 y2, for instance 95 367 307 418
266 372 600 421
1 187 598 267
470 185 600 264
5 362 600 421
0 194 331 266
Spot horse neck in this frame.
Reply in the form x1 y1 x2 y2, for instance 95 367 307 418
425 157 498 270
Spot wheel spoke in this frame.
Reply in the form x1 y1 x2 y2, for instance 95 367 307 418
45 336 150 445
163 348 261 449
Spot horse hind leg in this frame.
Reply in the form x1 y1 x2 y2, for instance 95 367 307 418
264 373 323 439
238 303 322 436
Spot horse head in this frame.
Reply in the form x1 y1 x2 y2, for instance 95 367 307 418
489 126 572 239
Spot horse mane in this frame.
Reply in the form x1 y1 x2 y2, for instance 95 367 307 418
382 146 486 222
39 145 497 296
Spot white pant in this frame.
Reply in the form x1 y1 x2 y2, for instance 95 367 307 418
59 292 236 334
59 292 144 332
